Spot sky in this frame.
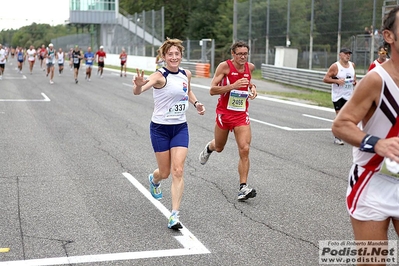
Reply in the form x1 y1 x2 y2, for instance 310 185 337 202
0 0 70 31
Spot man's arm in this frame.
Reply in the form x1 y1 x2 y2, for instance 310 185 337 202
332 72 390 155
323 63 343 86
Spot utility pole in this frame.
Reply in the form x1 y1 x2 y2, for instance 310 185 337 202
233 0 237 43
265 0 270 64
337 0 342 60
309 0 314 69
286 0 291 47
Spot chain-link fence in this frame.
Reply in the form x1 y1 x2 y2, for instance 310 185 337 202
232 0 388 74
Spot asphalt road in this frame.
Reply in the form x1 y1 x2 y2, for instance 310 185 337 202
0 61 396 266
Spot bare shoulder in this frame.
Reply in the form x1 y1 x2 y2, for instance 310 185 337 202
184 69 192 79
248 62 256 72
351 70 382 105
216 61 229 71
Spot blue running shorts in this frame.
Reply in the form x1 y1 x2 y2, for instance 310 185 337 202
150 122 189 152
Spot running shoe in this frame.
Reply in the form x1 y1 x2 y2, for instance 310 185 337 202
50 80 54 84
238 185 257 201
168 213 182 230
333 137 344 145
75 79 78 84
0 76 2 80
199 141 212 165
149 174 162 200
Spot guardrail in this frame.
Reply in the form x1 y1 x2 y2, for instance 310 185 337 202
261 64 364 92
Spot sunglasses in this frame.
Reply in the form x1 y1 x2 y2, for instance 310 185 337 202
379 51 387 55
234 52 249 57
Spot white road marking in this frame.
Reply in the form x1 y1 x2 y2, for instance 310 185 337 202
302 113 334 122
0 93 50 102
250 118 331 131
0 173 210 266
0 75 27 80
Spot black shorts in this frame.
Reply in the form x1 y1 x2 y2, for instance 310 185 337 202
0 64 5 69
39 55 44 60
98 62 104 68
73 64 80 69
333 98 348 111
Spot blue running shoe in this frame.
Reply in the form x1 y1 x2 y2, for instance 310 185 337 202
168 213 183 230
149 174 162 200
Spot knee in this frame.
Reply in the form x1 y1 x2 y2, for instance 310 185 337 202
214 146 224 153
158 170 170 180
213 143 224 153
171 167 184 179
238 145 250 157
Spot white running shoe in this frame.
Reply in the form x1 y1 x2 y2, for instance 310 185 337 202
199 141 212 165
333 137 344 145
50 80 54 84
238 185 257 201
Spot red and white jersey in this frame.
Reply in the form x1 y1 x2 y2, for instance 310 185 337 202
353 65 399 171
120 52 127 63
368 59 388 71
96 51 106 62
216 60 251 115
39 48 46 57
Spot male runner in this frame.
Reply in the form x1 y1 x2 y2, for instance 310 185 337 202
46 43 56 84
57 48 65 75
95 45 106 78
39 44 47 70
16 47 25 73
119 48 127 77
199 41 258 201
0 44 7 80
84 46 95 81
72 45 83 84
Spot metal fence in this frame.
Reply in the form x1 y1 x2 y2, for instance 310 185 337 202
52 8 163 57
232 0 388 74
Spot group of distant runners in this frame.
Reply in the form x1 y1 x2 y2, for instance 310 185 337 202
0 43 129 84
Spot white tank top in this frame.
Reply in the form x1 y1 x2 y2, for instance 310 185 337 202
27 49 36 61
352 65 399 172
151 67 189 125
331 61 355 102
58 52 64 64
